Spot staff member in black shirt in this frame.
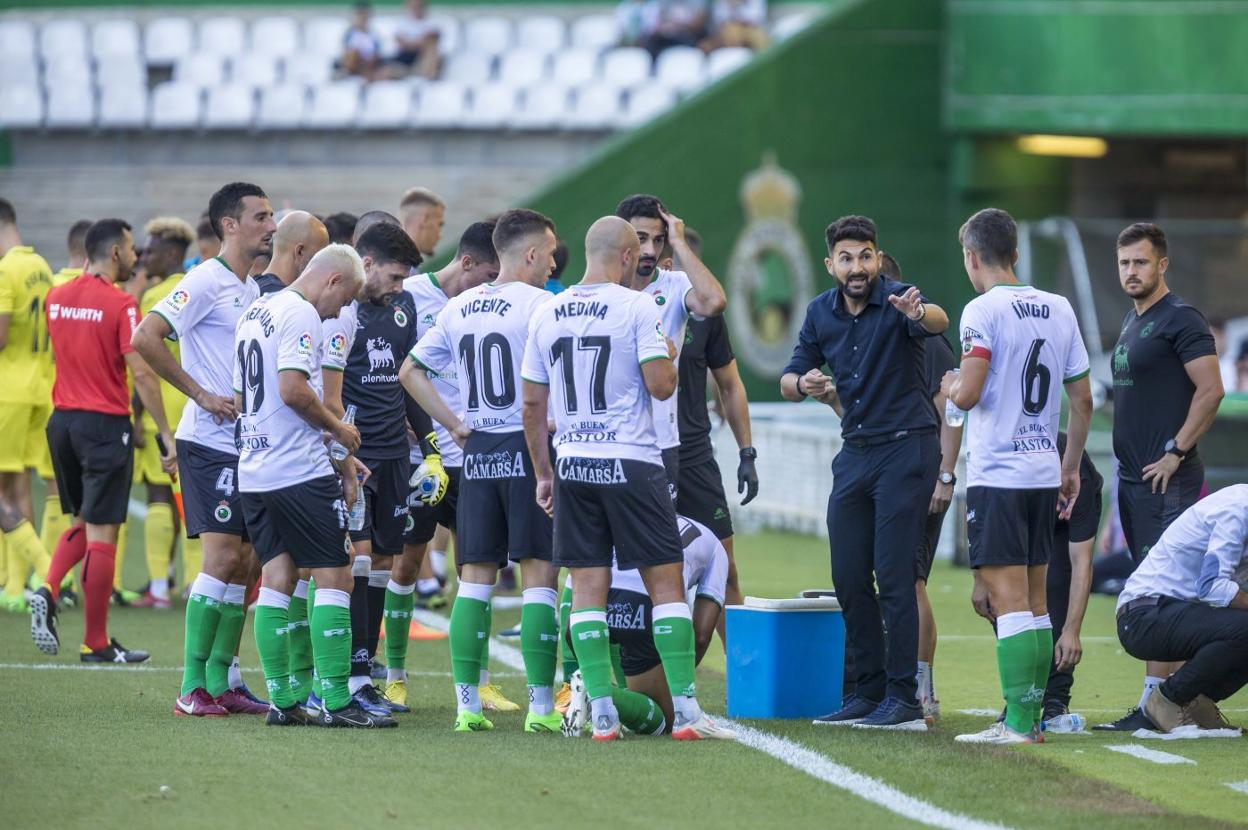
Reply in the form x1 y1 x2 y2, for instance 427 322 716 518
1095 222 1224 732
781 216 948 730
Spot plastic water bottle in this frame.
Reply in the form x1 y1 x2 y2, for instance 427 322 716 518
1043 713 1086 733
348 474 366 532
328 405 357 461
944 369 966 427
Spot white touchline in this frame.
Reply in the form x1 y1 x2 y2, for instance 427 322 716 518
1225 781 1248 795
413 610 1013 830
1104 745 1195 765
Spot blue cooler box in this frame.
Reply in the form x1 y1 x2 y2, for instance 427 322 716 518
726 596 844 719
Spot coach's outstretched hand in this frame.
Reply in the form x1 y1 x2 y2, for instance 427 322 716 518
887 286 925 320
737 448 758 505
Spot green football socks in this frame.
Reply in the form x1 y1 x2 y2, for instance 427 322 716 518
254 588 295 709
287 580 314 702
384 579 416 677
311 587 353 711
451 581 493 713
181 573 225 696
1032 614 1054 726
996 611 1039 734
521 587 559 714
205 583 245 696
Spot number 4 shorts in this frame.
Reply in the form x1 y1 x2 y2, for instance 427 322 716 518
176 439 249 540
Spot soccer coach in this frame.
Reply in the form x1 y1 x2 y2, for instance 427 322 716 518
781 216 949 730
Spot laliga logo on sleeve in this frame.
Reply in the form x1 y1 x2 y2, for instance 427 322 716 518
167 289 190 313
328 332 347 361
297 332 313 356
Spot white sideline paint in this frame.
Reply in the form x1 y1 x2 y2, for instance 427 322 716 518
128 498 148 520
413 609 1013 830
1104 744 1195 765
939 635 1115 643
1226 781 1248 795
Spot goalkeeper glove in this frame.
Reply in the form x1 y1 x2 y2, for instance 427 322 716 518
409 432 449 507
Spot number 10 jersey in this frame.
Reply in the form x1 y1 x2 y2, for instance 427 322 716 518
959 284 1090 489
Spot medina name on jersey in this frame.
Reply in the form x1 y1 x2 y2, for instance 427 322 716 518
522 281 670 466
959 285 1090 489
409 280 550 434
233 291 334 492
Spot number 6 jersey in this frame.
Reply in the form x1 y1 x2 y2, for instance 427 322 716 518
959 284 1089 489
233 290 335 492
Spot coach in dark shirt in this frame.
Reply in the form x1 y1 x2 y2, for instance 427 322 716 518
781 215 948 730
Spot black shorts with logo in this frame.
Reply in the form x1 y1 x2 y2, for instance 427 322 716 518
47 409 133 525
553 456 683 570
915 502 950 582
966 486 1058 569
349 456 410 556
404 465 461 546
606 587 661 677
1118 460 1203 563
177 439 248 539
676 455 733 540
243 475 350 569
661 446 680 501
456 430 552 566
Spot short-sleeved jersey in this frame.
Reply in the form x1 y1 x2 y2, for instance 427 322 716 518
410 280 549 434
47 273 139 416
41 267 82 400
233 291 334 492
151 257 259 454
639 268 695 449
923 333 958 399
331 292 418 459
677 314 735 465
959 284 1089 489
0 245 54 404
404 272 462 467
1110 293 1216 483
522 281 669 465
138 274 189 433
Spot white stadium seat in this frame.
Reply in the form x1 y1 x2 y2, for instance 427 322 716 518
623 86 677 127
283 53 333 87
442 53 494 85
461 82 516 129
91 19 141 63
371 15 401 60
231 53 281 89
304 16 348 59
96 58 146 92
45 83 96 128
98 83 148 127
427 16 460 54
463 17 511 55
563 83 621 130
0 20 37 62
304 81 360 128
0 83 44 129
149 82 201 128
515 16 565 55
359 81 413 128
256 84 307 129
707 47 753 81
570 15 619 51
498 50 548 87
203 84 255 129
250 16 300 57
175 53 226 88
510 85 569 130
600 47 651 89
412 81 467 129
39 20 88 61
144 17 194 66
0 56 40 87
655 46 706 94
198 17 246 57
773 13 816 41
43 56 93 87
550 49 598 88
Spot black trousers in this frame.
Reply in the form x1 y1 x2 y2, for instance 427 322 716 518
827 430 939 703
1117 598 1248 704
1044 532 1074 707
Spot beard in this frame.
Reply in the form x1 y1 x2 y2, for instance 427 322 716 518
636 257 657 279
840 271 873 298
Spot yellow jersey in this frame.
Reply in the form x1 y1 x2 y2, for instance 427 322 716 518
0 246 54 404
139 273 189 432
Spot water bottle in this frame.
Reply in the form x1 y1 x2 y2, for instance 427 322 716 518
944 369 966 427
348 474 366 531
328 405 357 461
1043 713 1086 733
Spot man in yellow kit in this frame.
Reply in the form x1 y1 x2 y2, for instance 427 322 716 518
0 198 55 612
132 218 200 608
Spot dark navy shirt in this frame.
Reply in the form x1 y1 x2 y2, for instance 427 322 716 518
784 276 940 440
678 315 735 466
254 272 286 296
343 291 421 460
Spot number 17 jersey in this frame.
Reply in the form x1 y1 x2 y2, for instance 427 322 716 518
959 284 1089 489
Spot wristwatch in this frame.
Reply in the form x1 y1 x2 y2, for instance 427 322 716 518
740 447 758 461
1164 439 1188 460
938 470 956 485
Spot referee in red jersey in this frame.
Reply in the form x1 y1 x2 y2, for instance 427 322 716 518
28 219 175 663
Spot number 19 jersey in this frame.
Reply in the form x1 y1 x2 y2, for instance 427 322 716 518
959 285 1090 489
522 282 670 465
233 291 334 492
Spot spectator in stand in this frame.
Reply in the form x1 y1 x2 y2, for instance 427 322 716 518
618 0 661 49
643 0 711 58
701 0 769 51
341 2 383 80
323 212 360 245
393 0 441 79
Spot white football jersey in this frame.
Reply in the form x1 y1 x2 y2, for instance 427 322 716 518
638 268 695 449
404 272 462 467
320 300 358 374
960 284 1090 489
410 280 550 434
233 291 335 492
522 281 669 465
153 257 259 454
